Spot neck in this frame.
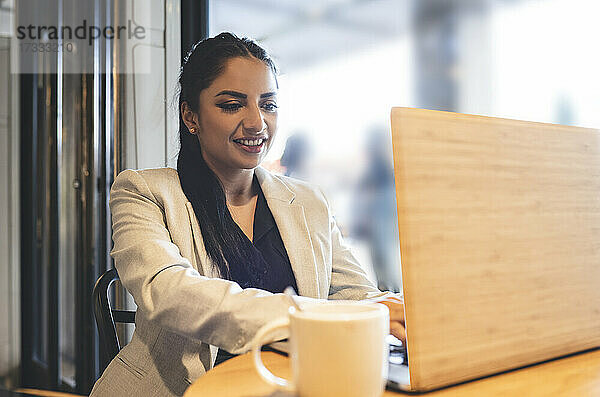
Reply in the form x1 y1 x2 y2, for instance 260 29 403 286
209 164 258 206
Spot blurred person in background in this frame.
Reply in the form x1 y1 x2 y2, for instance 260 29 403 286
279 131 310 179
90 33 404 397
352 126 402 292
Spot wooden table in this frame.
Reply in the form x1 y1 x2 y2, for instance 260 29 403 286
185 349 600 397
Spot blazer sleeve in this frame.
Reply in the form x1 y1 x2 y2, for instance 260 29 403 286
109 169 312 354
320 188 402 302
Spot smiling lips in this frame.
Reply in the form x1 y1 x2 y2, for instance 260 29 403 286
233 137 266 153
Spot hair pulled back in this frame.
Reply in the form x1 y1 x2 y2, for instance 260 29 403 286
177 32 278 285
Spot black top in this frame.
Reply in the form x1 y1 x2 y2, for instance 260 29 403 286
227 182 298 294
215 181 298 365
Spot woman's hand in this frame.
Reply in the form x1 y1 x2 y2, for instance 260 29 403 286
376 296 406 342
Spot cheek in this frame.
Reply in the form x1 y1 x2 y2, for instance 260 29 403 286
201 110 222 130
266 115 278 135
201 111 237 140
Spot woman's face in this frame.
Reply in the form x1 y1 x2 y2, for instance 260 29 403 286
192 56 279 175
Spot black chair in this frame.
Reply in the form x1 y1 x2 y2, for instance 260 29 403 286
93 268 136 372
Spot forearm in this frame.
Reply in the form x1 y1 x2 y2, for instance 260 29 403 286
110 169 305 354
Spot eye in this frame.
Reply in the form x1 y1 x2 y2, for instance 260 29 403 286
217 102 243 113
261 101 279 112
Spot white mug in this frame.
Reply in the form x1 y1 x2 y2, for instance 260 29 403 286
252 301 389 397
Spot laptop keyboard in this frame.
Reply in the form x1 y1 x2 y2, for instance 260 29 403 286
389 342 408 365
387 338 410 391
387 335 408 366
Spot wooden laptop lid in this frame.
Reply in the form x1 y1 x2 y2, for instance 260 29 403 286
391 107 600 391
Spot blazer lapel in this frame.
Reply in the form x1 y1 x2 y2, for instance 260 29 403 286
255 167 321 298
184 167 321 298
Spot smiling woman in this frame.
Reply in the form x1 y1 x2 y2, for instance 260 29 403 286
177 35 283 289
183 57 279 186
89 32 404 397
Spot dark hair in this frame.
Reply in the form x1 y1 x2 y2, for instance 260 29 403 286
177 32 278 286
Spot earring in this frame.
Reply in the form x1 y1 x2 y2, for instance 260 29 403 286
189 127 196 134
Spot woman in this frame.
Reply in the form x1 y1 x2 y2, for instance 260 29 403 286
90 32 405 397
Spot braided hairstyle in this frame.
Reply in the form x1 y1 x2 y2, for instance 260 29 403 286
177 32 278 286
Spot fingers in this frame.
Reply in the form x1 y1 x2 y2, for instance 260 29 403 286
377 300 405 325
390 320 406 342
375 298 407 342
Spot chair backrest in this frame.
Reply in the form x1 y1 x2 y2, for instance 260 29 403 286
92 268 136 372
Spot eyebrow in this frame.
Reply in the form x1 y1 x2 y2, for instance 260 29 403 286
215 90 277 99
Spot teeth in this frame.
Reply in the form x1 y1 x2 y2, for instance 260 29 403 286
237 138 264 146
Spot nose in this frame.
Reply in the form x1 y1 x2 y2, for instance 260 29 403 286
242 105 266 134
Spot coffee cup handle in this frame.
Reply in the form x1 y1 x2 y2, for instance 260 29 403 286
252 318 296 392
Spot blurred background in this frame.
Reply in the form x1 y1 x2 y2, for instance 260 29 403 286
0 0 598 394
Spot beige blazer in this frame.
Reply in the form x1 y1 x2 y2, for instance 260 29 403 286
90 166 392 397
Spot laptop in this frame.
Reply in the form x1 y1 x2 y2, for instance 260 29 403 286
385 107 600 391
